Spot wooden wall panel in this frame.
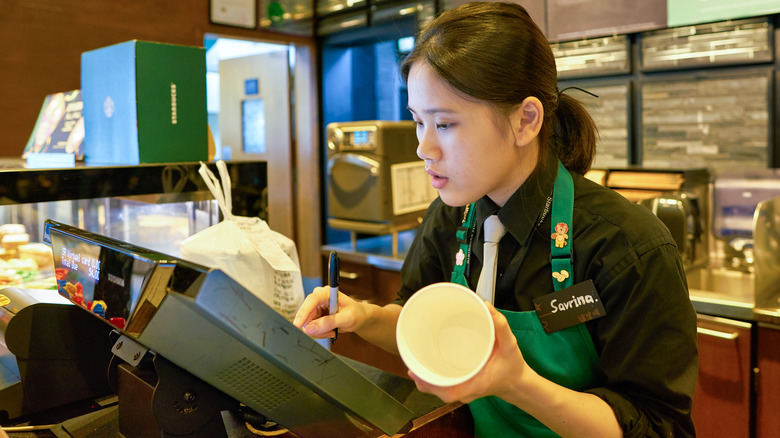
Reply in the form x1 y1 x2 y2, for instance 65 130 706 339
0 0 312 157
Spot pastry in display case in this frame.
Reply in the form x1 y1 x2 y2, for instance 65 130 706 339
0 224 51 289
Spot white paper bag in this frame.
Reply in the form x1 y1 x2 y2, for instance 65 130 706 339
180 161 304 320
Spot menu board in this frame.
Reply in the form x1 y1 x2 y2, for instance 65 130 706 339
547 0 666 42
668 0 780 27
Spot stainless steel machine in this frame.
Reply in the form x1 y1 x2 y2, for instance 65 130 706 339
701 169 780 311
327 120 421 224
327 120 437 254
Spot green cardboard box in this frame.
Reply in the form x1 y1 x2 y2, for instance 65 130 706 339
81 40 207 165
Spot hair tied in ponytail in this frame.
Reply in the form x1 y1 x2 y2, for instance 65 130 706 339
558 86 599 99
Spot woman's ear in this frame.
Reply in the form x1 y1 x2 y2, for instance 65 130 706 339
509 96 543 148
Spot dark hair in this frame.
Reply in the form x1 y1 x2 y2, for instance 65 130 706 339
400 1 597 174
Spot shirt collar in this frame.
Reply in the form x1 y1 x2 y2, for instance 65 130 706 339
475 149 558 245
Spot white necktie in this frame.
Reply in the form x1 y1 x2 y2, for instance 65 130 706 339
476 215 506 303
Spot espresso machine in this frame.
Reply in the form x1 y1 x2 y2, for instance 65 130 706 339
592 167 710 268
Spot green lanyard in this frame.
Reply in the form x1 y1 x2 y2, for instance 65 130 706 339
450 201 478 287
450 160 574 292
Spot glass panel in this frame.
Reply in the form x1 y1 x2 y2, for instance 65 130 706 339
371 0 434 28
0 197 218 290
316 11 368 36
242 98 267 154
316 0 366 17
259 0 314 36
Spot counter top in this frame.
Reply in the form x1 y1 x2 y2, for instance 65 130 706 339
1 356 451 438
324 233 774 323
753 308 780 326
688 290 755 320
322 230 416 272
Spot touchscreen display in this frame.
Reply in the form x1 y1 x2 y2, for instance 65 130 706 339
47 221 167 336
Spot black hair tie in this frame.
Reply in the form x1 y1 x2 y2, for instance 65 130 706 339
558 86 599 99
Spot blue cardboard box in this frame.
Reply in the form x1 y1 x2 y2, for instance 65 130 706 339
81 40 207 165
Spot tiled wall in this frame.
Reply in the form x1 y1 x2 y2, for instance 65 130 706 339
641 71 770 169
555 16 777 170
640 19 772 70
570 83 631 169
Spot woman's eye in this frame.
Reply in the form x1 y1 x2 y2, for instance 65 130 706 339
436 123 451 130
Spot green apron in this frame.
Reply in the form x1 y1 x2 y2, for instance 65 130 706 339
450 161 604 437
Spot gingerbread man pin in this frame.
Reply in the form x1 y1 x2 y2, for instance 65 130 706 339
551 222 569 248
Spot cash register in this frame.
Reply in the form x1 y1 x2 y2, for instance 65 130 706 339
0 220 443 437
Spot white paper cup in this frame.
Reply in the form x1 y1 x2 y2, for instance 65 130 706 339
396 282 495 387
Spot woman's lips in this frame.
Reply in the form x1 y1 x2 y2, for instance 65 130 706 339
426 168 448 190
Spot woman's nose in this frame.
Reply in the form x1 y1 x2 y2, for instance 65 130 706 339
416 129 440 161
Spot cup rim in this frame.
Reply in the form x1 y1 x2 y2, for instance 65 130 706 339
396 282 495 387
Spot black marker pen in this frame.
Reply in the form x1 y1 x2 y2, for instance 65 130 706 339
328 251 339 343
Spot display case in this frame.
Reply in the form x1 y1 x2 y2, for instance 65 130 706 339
0 160 268 288
0 160 267 423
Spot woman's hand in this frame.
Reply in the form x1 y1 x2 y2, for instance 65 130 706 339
408 302 533 404
293 286 370 339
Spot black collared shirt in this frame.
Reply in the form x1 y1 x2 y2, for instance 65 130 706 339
396 153 698 437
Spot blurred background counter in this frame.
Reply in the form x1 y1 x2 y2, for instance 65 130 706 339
323 166 780 438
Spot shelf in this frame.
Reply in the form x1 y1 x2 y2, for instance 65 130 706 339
0 161 267 211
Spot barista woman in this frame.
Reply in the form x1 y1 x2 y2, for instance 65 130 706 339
295 2 698 436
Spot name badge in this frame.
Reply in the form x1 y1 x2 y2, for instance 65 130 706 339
533 280 606 334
